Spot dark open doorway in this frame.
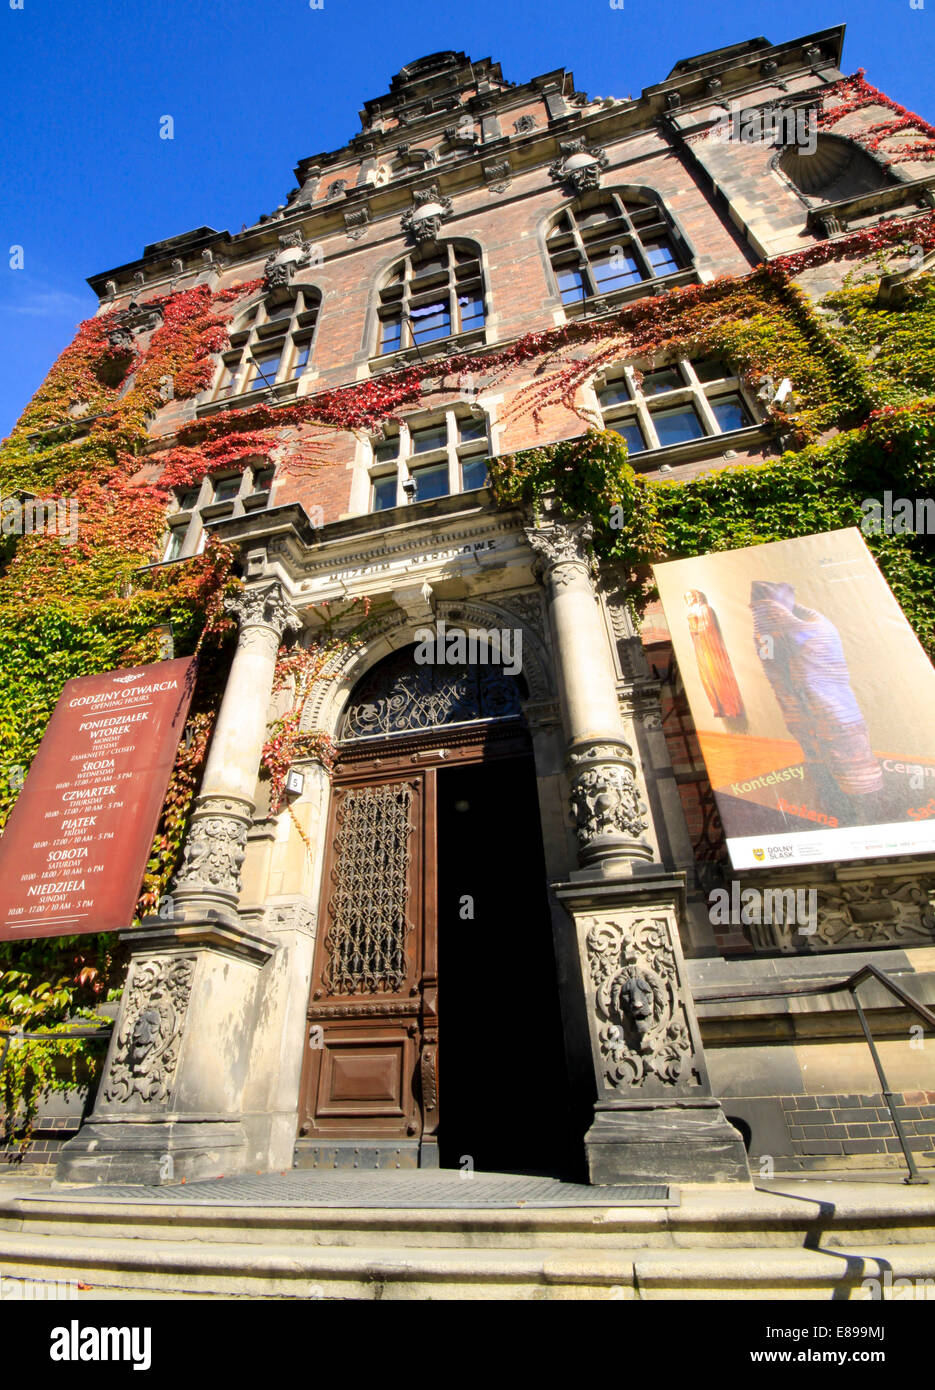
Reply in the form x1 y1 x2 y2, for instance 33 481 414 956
435 754 577 1177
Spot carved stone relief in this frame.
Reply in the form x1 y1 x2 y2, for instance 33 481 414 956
585 916 697 1088
102 956 196 1104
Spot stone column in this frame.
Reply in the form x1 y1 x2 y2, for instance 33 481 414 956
527 518 750 1185
525 518 654 875
171 582 302 924
56 581 302 1185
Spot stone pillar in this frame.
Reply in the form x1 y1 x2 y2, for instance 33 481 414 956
171 582 302 924
56 581 302 1185
526 518 750 1185
525 518 653 876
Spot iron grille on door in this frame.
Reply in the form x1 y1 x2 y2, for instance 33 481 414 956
322 782 415 993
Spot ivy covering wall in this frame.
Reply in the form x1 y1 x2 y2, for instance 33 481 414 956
1 186 934 1147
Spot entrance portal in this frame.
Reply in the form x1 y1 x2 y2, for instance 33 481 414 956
295 642 574 1174
436 756 575 1176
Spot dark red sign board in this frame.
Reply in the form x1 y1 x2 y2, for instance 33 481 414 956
0 658 197 941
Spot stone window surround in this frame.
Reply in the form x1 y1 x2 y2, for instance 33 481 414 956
373 238 487 359
543 188 697 317
159 460 277 563
209 290 321 405
363 403 496 513
586 356 761 460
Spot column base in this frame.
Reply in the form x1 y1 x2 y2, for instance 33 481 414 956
54 1119 249 1187
585 1103 752 1186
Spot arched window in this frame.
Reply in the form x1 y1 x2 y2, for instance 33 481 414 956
777 134 894 203
341 642 526 740
213 290 321 400
546 192 687 307
376 241 485 355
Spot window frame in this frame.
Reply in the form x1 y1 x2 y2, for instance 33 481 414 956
157 461 277 564
593 357 758 460
367 408 491 511
546 192 691 313
375 242 487 358
212 291 320 402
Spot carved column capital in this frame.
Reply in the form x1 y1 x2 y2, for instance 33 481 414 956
225 582 302 642
524 518 596 588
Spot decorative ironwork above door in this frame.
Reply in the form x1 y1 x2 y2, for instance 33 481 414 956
341 643 525 740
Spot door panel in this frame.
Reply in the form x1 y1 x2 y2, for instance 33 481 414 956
298 772 430 1165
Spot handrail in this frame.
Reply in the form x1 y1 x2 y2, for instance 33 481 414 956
694 963 933 1184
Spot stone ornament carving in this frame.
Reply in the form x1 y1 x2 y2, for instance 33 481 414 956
172 815 248 895
549 140 610 193
225 582 302 639
401 185 454 244
751 874 935 953
569 742 649 847
525 518 596 586
265 902 318 936
586 917 695 1088
102 956 195 1104
513 114 537 134
263 232 318 290
483 159 512 193
344 208 370 241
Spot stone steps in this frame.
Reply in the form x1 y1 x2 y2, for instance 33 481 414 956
1 1181 934 1299
2 1227 935 1300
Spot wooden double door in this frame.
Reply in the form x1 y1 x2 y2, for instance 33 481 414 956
296 728 574 1173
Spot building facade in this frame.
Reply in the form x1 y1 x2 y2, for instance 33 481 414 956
4 30 935 1185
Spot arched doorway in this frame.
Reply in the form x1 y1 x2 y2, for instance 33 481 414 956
295 643 575 1175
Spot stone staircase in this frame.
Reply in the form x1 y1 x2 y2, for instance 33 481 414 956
2 1174 935 1299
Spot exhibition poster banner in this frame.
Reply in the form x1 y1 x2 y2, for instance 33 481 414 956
0 658 197 941
653 529 935 871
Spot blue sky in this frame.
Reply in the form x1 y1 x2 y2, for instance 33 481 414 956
1 0 932 438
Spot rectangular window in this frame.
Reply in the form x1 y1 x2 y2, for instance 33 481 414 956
373 436 399 464
711 394 752 432
598 379 631 408
458 294 485 332
249 353 281 389
212 476 241 502
219 362 240 397
651 404 705 447
372 475 399 511
644 239 679 276
380 316 402 353
592 250 642 291
610 420 646 455
292 343 310 378
163 527 186 563
411 462 449 503
458 416 487 443
461 455 489 491
557 267 586 304
693 358 730 382
177 487 201 511
410 423 448 454
410 300 451 344
641 367 683 396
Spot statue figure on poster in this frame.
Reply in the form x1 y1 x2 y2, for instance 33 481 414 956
683 589 744 718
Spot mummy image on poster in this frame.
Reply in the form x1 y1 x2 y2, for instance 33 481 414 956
653 531 935 870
